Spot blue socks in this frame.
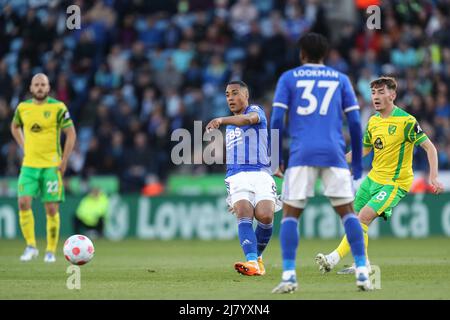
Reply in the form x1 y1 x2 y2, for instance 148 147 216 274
280 217 299 271
255 221 273 257
277 213 366 275
237 217 258 261
343 213 366 268
238 218 274 261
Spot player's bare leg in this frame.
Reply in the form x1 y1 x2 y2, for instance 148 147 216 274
272 202 302 293
357 206 378 226
44 202 60 263
233 200 262 276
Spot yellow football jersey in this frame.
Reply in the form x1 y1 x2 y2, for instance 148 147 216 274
363 106 428 192
13 97 74 168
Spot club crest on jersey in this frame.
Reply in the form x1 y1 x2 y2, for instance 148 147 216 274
374 137 384 149
44 111 51 118
388 125 397 135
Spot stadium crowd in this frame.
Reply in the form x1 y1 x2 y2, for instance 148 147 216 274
0 0 449 193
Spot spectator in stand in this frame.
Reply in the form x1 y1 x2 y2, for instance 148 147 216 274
0 0 449 193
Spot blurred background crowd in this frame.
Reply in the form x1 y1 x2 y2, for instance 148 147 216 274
0 0 449 193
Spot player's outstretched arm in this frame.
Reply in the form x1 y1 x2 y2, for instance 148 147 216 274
60 125 77 176
206 112 259 131
345 147 372 163
420 139 444 194
10 122 24 150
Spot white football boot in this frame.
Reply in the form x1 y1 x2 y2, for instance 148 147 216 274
271 275 298 294
44 252 56 263
337 261 373 275
20 246 39 262
315 253 338 274
356 266 373 291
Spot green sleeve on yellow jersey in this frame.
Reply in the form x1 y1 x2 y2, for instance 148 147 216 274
363 122 372 147
57 104 74 129
12 105 22 126
405 117 428 145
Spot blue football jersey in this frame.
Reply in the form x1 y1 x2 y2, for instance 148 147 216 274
225 105 271 178
272 63 359 168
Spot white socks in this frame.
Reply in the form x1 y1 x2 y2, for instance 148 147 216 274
282 270 296 281
327 250 341 266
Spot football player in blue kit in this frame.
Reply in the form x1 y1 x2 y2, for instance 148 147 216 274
206 80 278 276
270 33 372 292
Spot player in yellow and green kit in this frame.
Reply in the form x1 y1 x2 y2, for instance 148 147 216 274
10 73 77 263
315 76 444 275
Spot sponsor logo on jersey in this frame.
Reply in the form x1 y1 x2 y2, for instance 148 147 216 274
374 137 384 149
31 123 42 132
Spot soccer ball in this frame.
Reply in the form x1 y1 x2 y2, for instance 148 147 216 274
63 234 95 265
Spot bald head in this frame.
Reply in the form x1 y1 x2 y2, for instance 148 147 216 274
31 73 49 84
30 73 50 102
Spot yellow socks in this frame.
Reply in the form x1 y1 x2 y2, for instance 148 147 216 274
361 222 369 258
336 234 350 258
336 222 369 259
46 212 60 253
19 209 61 253
19 209 36 248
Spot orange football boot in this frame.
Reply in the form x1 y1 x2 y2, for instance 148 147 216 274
257 256 266 275
234 261 262 276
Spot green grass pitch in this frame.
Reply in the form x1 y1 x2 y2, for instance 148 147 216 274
1 237 449 299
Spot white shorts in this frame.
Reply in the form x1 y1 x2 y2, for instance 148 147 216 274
282 166 354 208
225 171 278 208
